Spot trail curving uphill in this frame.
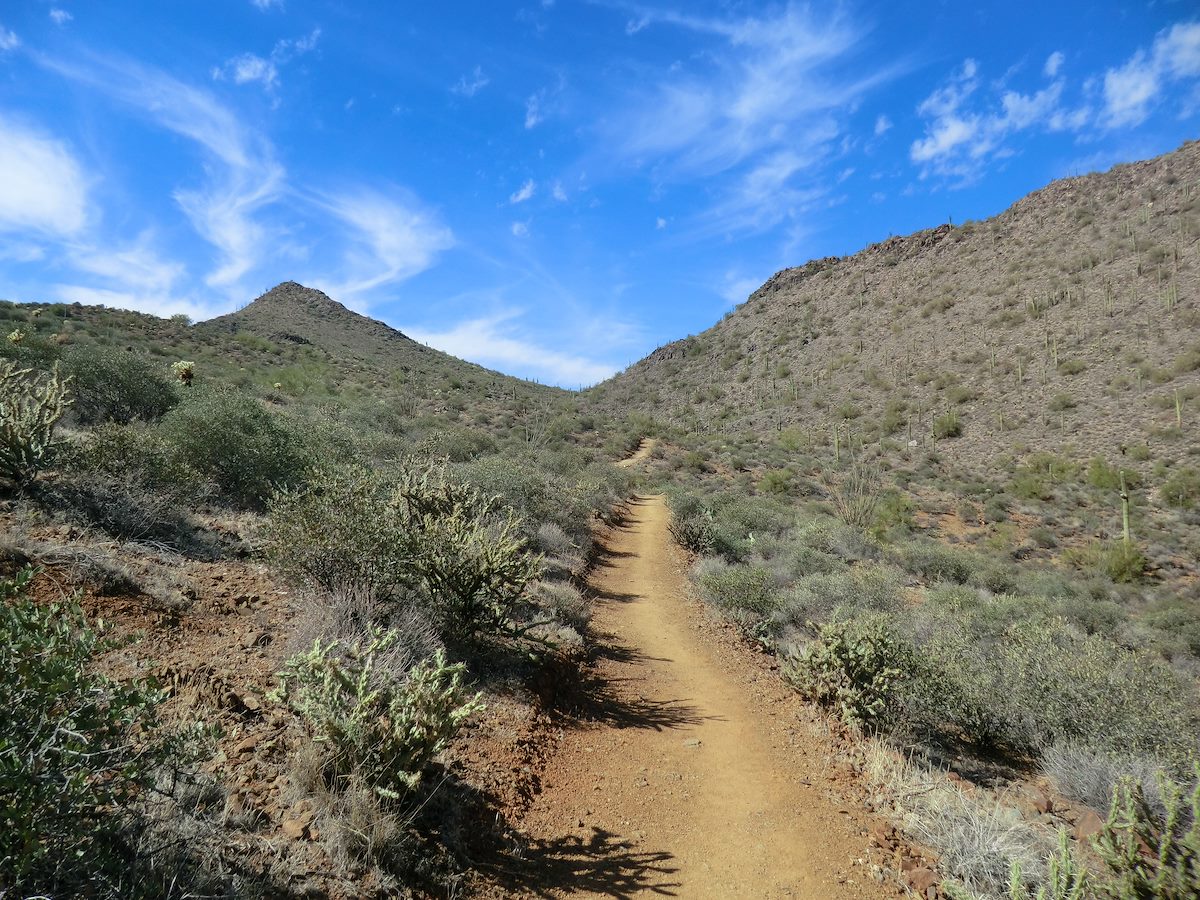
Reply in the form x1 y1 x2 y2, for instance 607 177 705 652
518 495 894 899
615 439 657 468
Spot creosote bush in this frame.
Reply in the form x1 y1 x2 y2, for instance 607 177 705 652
62 346 178 425
159 386 307 508
696 561 778 616
271 626 483 799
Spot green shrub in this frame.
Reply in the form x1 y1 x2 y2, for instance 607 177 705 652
62 347 178 425
1161 467 1200 509
901 541 978 584
1057 359 1087 376
775 566 903 631
932 410 963 439
1065 541 1146 583
946 384 976 404
0 361 72 484
418 427 497 462
910 617 1198 760
271 626 482 799
697 563 778 615
266 466 416 598
159 387 307 508
1051 391 1080 412
52 423 209 543
0 569 187 897
1086 457 1139 491
785 616 911 730
759 467 793 495
874 489 916 535
267 462 542 638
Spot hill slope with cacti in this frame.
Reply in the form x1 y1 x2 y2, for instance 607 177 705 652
589 140 1200 472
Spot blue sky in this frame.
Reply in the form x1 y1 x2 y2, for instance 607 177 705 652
1 2 1198 386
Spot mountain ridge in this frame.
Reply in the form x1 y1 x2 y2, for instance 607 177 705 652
587 140 1200 474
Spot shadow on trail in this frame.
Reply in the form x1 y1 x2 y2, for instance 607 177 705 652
549 634 718 732
489 826 681 899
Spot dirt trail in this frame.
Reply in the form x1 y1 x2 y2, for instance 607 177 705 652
615 439 657 468
518 496 894 899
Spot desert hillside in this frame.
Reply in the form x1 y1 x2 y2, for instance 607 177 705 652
590 140 1200 473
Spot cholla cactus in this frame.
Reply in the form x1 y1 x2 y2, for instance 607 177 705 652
171 360 195 386
0 362 73 483
271 628 483 798
7 329 25 345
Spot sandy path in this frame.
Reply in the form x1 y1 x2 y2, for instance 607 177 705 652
615 439 657 468
517 495 894 899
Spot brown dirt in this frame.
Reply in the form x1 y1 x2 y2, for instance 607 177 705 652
517 495 900 899
616 438 658 468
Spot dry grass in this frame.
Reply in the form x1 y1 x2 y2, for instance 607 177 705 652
862 739 1051 899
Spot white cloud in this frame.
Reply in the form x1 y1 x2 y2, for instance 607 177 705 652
49 9 73 25
1044 51 1064 78
251 0 283 10
452 65 489 97
511 220 529 237
53 284 212 321
655 217 667 229
0 242 47 263
509 179 536 204
720 271 762 306
525 92 543 129
0 24 19 51
874 114 892 135
602 4 885 236
70 236 183 294
310 187 454 302
407 312 616 386
0 114 88 236
1102 23 1200 127
551 181 567 201
212 28 320 95
215 53 278 89
909 58 1067 181
40 53 285 290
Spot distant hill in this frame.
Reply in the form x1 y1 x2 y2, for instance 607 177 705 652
588 141 1200 474
0 281 565 437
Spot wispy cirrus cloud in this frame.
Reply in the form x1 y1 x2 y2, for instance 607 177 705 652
597 3 888 239
407 310 616 386
910 57 1069 183
54 233 215 320
0 107 212 319
452 65 489 97
40 51 284 291
308 187 454 304
509 179 536 204
0 23 19 51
